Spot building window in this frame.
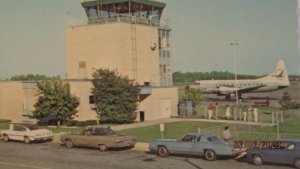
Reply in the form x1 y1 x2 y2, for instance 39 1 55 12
79 61 86 68
89 95 95 104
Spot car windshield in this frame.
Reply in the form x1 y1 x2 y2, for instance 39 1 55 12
207 136 222 143
83 127 117 136
23 124 40 130
181 135 196 142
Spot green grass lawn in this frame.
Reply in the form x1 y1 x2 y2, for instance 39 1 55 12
119 117 300 142
118 121 224 142
0 122 9 130
46 127 85 133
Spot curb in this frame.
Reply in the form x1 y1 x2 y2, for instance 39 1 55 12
132 142 149 152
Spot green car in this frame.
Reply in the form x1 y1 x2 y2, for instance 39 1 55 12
60 127 136 151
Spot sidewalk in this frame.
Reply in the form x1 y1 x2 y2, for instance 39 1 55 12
110 117 273 131
110 118 185 131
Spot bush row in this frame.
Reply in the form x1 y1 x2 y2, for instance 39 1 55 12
65 120 98 127
0 119 11 123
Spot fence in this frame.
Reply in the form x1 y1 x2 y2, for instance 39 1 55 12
200 120 300 141
178 105 300 125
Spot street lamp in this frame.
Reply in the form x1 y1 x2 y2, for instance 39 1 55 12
230 42 239 106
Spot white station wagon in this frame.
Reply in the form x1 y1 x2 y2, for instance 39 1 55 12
0 123 53 144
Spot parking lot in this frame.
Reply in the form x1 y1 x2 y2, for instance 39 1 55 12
0 141 294 169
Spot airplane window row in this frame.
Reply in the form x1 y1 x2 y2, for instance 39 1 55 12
217 83 261 87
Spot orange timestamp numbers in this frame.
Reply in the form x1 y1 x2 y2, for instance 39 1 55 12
233 140 281 149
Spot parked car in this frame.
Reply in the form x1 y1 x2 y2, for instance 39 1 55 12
246 140 300 168
0 123 53 144
60 127 136 151
149 133 243 161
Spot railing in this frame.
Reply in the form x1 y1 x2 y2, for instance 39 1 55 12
82 0 165 3
68 15 169 29
201 125 300 141
177 106 300 125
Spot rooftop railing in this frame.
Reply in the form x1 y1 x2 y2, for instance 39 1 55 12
68 15 169 29
82 0 165 3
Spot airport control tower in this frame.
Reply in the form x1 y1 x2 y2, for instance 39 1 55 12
66 0 172 87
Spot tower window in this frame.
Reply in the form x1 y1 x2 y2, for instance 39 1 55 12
79 61 86 68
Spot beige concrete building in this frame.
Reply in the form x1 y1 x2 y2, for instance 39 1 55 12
0 0 178 122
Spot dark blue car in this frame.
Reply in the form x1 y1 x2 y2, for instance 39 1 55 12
246 140 300 168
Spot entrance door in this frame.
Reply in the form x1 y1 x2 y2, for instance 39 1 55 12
161 99 171 118
139 111 145 122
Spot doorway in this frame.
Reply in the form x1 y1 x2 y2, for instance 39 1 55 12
139 111 145 122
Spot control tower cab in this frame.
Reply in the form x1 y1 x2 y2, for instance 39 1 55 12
82 0 165 27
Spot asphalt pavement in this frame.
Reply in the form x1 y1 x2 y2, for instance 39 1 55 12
0 141 294 169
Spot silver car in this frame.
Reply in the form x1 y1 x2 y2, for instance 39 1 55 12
149 133 242 161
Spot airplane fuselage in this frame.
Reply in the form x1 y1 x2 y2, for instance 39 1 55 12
194 79 288 95
191 60 290 98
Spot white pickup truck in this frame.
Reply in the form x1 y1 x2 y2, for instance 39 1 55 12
0 123 53 144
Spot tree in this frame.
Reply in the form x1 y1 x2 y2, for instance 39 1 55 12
10 74 60 81
279 92 300 110
33 79 79 122
183 86 202 110
91 69 140 124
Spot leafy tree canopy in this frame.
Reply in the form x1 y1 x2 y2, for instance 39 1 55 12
91 69 140 124
10 74 60 81
173 71 300 83
183 86 202 108
33 79 79 121
173 71 259 83
279 92 300 110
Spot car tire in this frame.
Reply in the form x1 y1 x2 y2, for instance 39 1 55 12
157 146 169 157
204 150 217 161
65 139 73 149
252 155 263 165
3 134 9 142
98 144 107 152
24 136 30 144
295 159 300 169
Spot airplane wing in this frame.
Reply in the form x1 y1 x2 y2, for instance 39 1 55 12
218 85 265 94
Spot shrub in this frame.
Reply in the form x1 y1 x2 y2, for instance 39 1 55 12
85 120 98 126
76 121 88 127
0 119 11 123
65 120 78 127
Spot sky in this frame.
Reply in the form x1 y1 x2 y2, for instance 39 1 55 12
0 0 299 79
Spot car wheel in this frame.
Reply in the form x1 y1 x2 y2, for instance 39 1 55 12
98 144 107 152
65 139 73 149
158 146 169 157
252 155 263 165
295 159 300 169
24 136 30 144
204 150 217 161
3 134 9 142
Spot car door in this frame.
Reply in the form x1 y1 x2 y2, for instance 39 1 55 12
12 125 27 141
171 135 197 154
261 142 289 163
192 136 206 155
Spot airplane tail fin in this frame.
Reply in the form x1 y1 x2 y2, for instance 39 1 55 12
260 60 290 86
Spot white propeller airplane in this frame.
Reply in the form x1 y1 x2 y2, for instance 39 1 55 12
191 60 290 100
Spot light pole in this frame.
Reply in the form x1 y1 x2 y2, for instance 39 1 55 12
230 42 239 106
